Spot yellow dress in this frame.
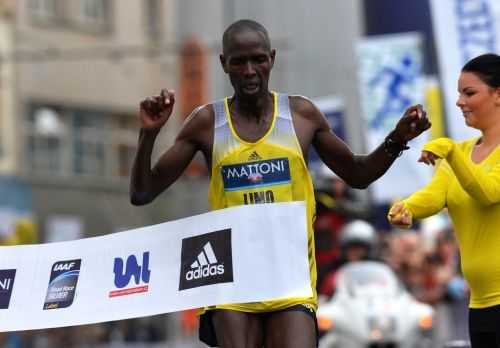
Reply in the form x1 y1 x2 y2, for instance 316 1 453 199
401 137 500 308
206 92 317 312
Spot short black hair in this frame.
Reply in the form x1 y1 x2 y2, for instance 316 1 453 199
222 19 271 54
462 53 500 88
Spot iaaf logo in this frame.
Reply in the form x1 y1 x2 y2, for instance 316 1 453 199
54 262 77 272
44 259 81 310
109 252 151 298
185 242 225 281
179 229 233 291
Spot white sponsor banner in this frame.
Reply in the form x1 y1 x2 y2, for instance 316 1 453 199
430 0 500 141
357 33 431 202
0 202 311 332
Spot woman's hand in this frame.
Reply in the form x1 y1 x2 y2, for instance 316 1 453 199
418 150 440 166
387 202 413 228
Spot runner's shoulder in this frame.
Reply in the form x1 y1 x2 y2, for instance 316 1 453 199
183 104 214 128
178 104 214 143
288 94 324 124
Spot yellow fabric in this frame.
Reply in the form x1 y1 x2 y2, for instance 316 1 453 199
206 92 317 312
397 137 500 308
0 218 37 246
425 80 446 139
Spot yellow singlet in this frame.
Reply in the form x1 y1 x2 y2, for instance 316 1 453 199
206 92 317 312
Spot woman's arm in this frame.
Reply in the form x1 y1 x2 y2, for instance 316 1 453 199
424 138 500 206
388 161 451 227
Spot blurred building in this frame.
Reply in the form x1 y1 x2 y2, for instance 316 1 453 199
0 0 213 242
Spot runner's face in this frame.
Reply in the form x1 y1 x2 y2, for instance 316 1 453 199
220 30 275 99
456 72 500 130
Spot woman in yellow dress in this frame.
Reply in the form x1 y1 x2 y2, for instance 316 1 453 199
388 53 500 347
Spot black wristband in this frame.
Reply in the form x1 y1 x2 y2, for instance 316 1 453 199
383 136 409 158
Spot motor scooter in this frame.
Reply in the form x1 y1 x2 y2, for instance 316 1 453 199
317 261 434 348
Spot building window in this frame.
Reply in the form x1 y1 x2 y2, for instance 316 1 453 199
26 107 68 175
73 111 107 177
82 0 105 20
144 0 163 40
28 135 63 174
76 0 109 32
114 117 139 178
28 0 58 22
26 105 137 181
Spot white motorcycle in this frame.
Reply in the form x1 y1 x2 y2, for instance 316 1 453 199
317 261 434 348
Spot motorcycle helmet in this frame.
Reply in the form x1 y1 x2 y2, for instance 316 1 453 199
443 341 470 348
339 220 377 258
420 213 452 252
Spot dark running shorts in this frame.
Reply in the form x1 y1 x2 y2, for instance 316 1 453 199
469 304 500 348
199 304 319 347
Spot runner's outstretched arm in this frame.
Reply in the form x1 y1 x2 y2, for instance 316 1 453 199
295 97 430 189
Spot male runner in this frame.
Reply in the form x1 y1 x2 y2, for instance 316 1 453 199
130 19 430 348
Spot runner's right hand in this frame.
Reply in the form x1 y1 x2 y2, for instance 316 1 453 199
139 89 175 131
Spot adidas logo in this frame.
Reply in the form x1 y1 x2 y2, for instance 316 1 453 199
248 151 262 161
179 228 233 290
185 242 225 281
191 242 217 268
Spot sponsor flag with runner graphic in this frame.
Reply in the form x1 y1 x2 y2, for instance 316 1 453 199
357 33 431 202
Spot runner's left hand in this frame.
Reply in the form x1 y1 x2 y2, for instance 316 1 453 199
391 104 431 143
